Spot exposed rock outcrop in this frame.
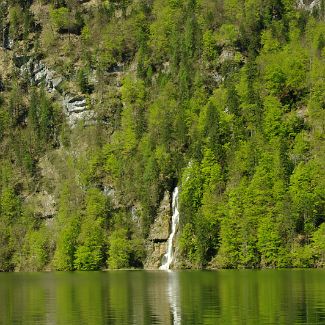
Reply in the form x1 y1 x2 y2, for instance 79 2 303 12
18 58 95 126
1 24 13 50
149 191 171 241
62 94 94 126
219 48 235 63
145 242 169 269
211 71 224 84
297 0 321 11
19 58 62 93
26 190 57 219
131 205 142 228
103 186 121 209
144 191 171 269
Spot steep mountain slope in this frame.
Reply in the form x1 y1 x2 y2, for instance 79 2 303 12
0 0 324 271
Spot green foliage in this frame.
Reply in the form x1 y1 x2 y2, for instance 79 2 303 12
216 24 239 46
74 217 104 271
50 4 84 35
202 30 218 65
85 188 110 220
73 189 109 271
74 245 103 271
214 180 247 269
50 7 70 31
260 43 308 103
263 96 285 139
311 223 325 267
0 0 324 271
180 161 203 221
107 229 130 269
257 214 283 268
178 223 200 267
1 187 21 222
0 186 21 271
77 68 93 94
261 29 281 53
290 160 325 235
20 227 49 271
53 215 79 271
291 242 314 268
27 87 58 149
149 0 181 63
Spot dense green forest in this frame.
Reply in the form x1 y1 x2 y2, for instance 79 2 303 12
0 0 324 271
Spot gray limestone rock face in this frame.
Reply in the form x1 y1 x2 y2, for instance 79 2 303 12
38 191 56 218
63 94 87 114
297 0 320 11
52 77 63 90
144 191 171 269
219 48 235 63
26 190 57 219
144 242 168 269
66 110 95 126
33 62 63 93
18 59 95 127
103 186 120 208
62 94 95 126
131 206 142 228
19 59 62 93
211 71 224 84
148 191 171 241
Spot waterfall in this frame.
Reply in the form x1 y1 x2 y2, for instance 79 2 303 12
160 187 179 270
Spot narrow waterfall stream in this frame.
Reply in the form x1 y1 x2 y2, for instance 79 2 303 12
160 187 179 270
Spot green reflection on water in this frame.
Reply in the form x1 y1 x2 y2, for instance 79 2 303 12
0 270 324 325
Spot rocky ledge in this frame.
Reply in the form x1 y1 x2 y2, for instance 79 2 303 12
63 94 95 126
17 57 94 127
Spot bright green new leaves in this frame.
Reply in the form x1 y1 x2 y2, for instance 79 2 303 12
20 227 50 271
179 149 223 266
202 30 218 65
53 216 80 271
260 43 308 101
149 0 181 63
107 229 130 269
215 180 247 269
50 7 70 31
74 189 109 271
263 96 285 139
311 223 325 267
119 76 146 154
0 187 21 271
290 160 325 235
216 24 239 46
180 161 203 219
257 214 283 268
261 29 281 53
74 217 105 271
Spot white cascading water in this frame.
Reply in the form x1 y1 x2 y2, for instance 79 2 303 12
160 187 179 270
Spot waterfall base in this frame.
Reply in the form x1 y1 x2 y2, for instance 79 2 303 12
159 187 179 270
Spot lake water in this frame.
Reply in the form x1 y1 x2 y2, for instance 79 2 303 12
0 270 324 325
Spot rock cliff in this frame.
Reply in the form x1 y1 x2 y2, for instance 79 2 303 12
144 191 171 269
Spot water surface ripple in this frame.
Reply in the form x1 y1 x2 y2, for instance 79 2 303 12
0 269 324 325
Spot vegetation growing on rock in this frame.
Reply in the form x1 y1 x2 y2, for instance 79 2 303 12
0 0 324 271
